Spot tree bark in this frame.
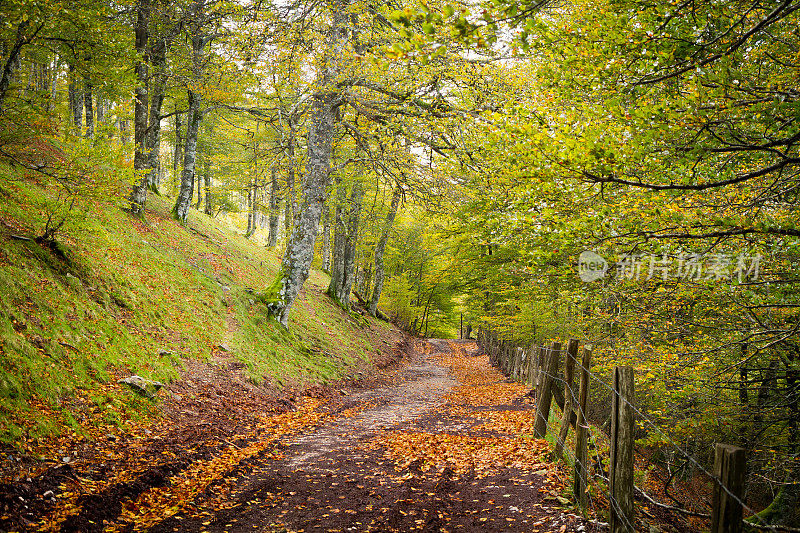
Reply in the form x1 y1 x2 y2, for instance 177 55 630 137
321 204 331 272
173 108 183 178
369 185 401 316
266 94 338 326
327 182 347 301
173 2 206 223
173 87 201 222
95 95 105 126
246 175 257 237
203 158 213 215
268 165 280 246
264 0 350 327
128 0 151 215
338 180 364 307
283 121 297 241
146 35 168 193
68 63 83 133
83 79 94 138
0 19 37 114
195 161 203 209
327 180 364 308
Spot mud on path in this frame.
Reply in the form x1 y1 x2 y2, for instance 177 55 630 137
3 339 598 532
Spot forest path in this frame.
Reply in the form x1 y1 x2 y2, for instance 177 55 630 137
146 339 594 533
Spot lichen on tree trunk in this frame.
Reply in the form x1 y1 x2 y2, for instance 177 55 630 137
267 91 338 326
266 0 349 327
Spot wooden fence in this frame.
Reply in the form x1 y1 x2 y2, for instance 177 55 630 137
476 327 747 533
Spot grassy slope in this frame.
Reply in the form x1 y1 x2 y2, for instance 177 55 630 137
0 175 396 448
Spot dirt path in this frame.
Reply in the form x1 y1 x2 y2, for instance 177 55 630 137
147 339 595 533
3 338 600 532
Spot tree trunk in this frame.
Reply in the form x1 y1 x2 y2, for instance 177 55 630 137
246 175 257 237
173 86 201 223
327 182 347 301
268 165 280 246
321 204 331 272
195 161 203 209
203 158 213 215
369 185 402 316
83 79 94 138
128 0 151 215
284 135 296 242
327 180 364 308
95 95 105 126
172 1 207 222
287 118 299 229
264 0 349 327
48 55 59 113
173 108 183 179
338 180 364 307
266 92 338 326
146 36 167 193
0 20 33 113
68 63 83 134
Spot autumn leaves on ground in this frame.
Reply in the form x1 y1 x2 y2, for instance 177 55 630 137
4 340 597 532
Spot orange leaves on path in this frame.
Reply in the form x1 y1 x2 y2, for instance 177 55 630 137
373 430 550 475
370 340 553 479
41 399 329 532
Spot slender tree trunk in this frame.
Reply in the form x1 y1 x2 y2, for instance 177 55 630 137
203 159 212 215
338 181 364 307
266 91 337 325
119 119 130 144
146 36 167 193
48 55 58 113
369 185 402 316
327 182 347 300
246 175 257 237
321 205 331 272
128 0 151 215
268 165 280 246
173 86 201 222
95 95 105 126
195 160 203 209
68 64 83 134
173 108 183 178
246 133 258 235
83 79 94 138
327 180 364 308
287 118 299 228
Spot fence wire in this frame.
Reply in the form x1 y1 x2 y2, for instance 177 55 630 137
476 330 800 533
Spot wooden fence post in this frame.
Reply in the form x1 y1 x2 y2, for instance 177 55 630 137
534 342 561 438
610 366 635 533
526 344 535 385
573 347 592 512
533 345 546 396
711 444 746 533
554 339 579 459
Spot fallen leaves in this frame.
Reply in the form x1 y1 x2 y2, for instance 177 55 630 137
373 430 550 475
